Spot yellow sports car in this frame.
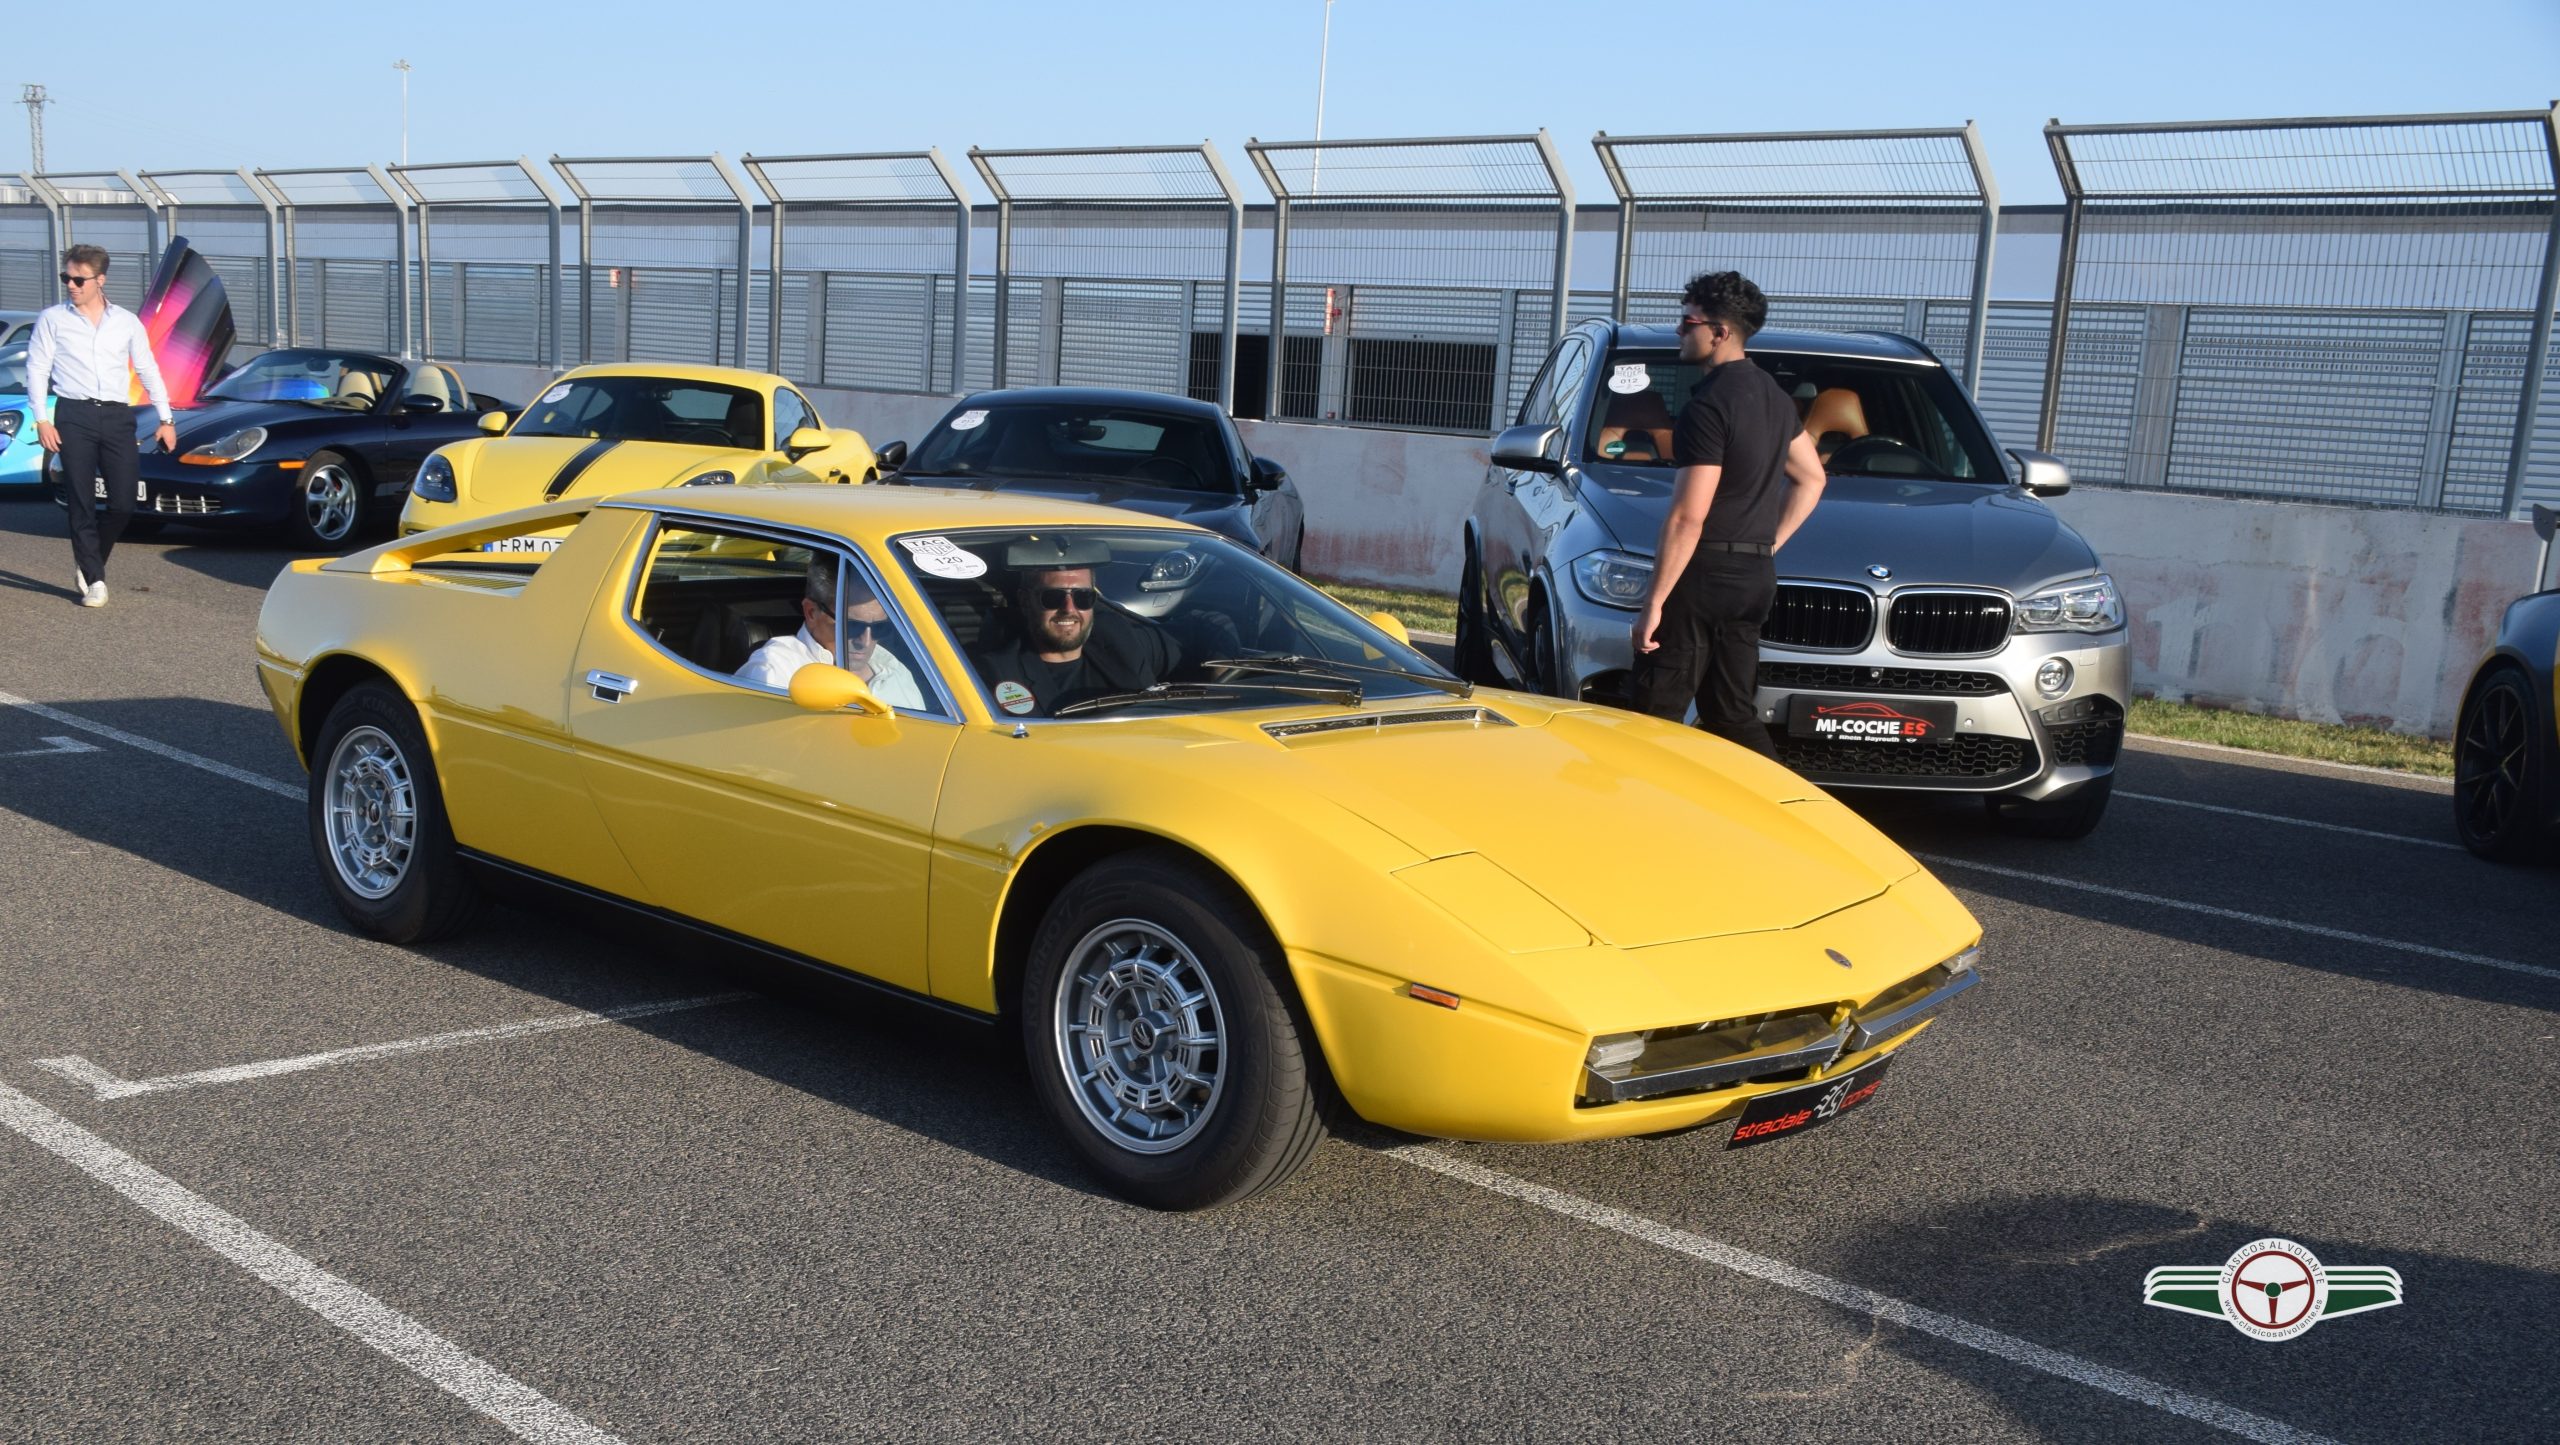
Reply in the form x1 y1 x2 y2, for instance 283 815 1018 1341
398 362 882 551
255 485 1982 1209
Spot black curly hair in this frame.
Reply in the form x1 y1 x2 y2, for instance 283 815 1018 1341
1679 270 1768 340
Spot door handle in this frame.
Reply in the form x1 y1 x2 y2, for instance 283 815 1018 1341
585 669 638 702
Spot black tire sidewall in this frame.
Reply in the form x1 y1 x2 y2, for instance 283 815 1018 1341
1454 538 1497 684
2455 669 2543 861
306 682 472 942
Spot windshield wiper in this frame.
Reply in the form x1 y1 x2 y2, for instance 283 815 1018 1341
1199 654 1472 699
1053 679 1362 717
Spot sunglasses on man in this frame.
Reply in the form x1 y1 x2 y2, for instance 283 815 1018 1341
1032 585 1098 611
1676 315 1720 335
60 272 99 287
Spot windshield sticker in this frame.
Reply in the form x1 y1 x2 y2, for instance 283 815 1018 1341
948 408 989 431
899 534 989 579
538 383 571 405
994 681 1036 715
1607 363 1651 395
1600 439 1627 458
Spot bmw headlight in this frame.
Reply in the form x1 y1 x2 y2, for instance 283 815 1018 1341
2013 573 2123 634
413 452 457 503
683 470 737 487
1570 549 1654 610
180 426 267 465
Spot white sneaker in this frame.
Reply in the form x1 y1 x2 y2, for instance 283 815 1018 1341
80 580 106 609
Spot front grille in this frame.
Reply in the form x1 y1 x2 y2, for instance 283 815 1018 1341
1770 730 2037 784
1887 591 2012 655
2041 695 2125 767
149 495 222 515
1764 584 1874 651
1757 662 2006 696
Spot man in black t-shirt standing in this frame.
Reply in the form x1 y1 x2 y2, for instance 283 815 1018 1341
1630 271 1829 758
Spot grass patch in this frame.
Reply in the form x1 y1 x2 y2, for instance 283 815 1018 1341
2127 696 2453 777
1315 580 1459 635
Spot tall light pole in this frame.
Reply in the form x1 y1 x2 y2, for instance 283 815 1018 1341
19 84 47 173
1310 0 1335 195
391 59 411 165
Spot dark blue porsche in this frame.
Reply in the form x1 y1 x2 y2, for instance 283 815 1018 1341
56 348 509 548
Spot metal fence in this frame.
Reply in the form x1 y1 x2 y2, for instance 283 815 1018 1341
36 171 157 311
740 151 972 394
140 169 280 346
1246 133 1571 433
390 159 565 369
552 155 756 370
254 166 409 357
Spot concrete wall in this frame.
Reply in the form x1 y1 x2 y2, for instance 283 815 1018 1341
444 360 2540 737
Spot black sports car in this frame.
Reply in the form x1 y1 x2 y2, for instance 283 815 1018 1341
884 387 1308 571
56 348 511 548
2454 564 2560 861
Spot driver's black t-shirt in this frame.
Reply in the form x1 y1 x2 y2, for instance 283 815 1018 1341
1672 358 1802 545
1014 653 1095 713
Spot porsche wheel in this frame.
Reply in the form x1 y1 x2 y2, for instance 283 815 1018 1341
1022 847 1326 1210
287 451 366 550
2454 667 2544 862
308 681 478 942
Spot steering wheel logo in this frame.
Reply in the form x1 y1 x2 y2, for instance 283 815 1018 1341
2145 1237 2401 1342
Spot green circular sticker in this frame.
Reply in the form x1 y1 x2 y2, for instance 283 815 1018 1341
1601 439 1626 458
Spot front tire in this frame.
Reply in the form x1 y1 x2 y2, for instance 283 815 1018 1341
2454 667 2546 862
307 681 478 942
286 451 368 550
1453 538 1499 684
1021 847 1326 1210
1985 770 2114 839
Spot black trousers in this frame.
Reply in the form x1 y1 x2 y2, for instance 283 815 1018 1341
1630 553 1778 758
54 398 141 587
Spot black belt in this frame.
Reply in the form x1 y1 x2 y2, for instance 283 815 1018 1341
1696 540 1773 555
56 396 129 406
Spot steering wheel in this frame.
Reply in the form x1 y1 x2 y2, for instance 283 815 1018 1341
1131 455 1205 489
1825 435 1924 472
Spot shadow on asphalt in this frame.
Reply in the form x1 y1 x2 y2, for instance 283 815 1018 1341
0 495 356 593
1835 1193 2560 1444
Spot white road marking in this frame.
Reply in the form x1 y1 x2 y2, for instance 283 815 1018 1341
0 688 299 798
2114 790 2462 851
1387 1147 2337 1445
2125 733 2452 792
1 735 102 758
1917 854 2560 982
0 1082 624 1444
33 993 755 1102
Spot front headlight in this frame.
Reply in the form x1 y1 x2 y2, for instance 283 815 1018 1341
413 452 457 503
0 411 20 440
2013 573 2122 634
683 470 737 486
1569 549 1654 610
180 426 267 465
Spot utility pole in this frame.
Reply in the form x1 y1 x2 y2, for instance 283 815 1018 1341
1309 1 1335 196
391 60 411 165
19 84 47 173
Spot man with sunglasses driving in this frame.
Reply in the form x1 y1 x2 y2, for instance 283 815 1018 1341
26 245 179 609
970 551 1180 717
737 558 925 709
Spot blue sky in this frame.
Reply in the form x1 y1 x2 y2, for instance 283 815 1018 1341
10 0 2556 205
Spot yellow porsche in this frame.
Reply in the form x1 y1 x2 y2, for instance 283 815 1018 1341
397 362 882 550
255 485 1982 1209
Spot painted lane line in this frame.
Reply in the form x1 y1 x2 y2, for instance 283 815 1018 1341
2 735 102 758
0 688 299 798
1916 854 2560 983
0 1082 624 1445
2124 733 2452 792
1386 1146 2338 1445
33 993 756 1102
2114 790 2462 852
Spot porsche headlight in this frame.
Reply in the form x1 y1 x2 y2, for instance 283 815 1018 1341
2013 573 2122 634
181 426 267 465
1569 549 1654 610
0 411 20 440
413 452 457 503
683 470 737 487
1141 548 1201 591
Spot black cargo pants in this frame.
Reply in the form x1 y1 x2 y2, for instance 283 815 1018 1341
1630 552 1778 759
54 397 142 587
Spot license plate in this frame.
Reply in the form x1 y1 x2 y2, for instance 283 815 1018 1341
1786 694 1956 744
1725 1053 1893 1150
91 477 146 503
476 536 562 554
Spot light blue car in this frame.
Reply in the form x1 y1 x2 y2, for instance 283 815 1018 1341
0 343 43 492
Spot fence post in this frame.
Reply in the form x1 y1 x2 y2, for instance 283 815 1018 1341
1532 130 1575 351
928 149 973 394
2036 120 2083 454
2418 311 2472 510
969 149 1012 389
1594 132 1633 319
2504 102 2560 518
1203 142 1244 413
1266 192 1290 420
1957 121 1999 397
766 194 785 375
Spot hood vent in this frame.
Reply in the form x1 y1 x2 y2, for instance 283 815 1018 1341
1263 706 1516 741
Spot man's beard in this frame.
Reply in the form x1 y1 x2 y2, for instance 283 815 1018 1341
1035 614 1088 651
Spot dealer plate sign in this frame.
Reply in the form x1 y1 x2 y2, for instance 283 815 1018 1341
1786 695 1956 744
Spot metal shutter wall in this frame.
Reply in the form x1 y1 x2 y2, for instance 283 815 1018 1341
824 272 935 392
199 254 271 347
629 269 718 363
2448 315 2560 514
1975 302 2059 455
461 263 544 363
1056 279 1186 396
2166 308 2445 507
0 248 45 309
427 262 460 359
1343 286 1506 343
2049 304 2146 486
322 259 394 352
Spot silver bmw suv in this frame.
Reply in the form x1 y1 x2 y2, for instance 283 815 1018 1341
1457 321 2129 837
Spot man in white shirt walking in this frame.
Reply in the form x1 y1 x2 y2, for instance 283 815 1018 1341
735 559 926 710
27 244 177 608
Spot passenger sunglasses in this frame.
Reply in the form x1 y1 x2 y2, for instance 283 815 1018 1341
1675 315 1717 335
1033 586 1098 611
841 618 879 640
59 272 98 287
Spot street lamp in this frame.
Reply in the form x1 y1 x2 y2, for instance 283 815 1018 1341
1311 0 1336 195
392 59 411 165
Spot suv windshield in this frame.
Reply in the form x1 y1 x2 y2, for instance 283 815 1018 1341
892 526 1450 718
1583 352 2003 484
204 350 401 409
905 401 1237 495
510 375 765 449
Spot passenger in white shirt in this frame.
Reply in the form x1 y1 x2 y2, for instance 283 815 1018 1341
27 244 177 608
736 560 927 710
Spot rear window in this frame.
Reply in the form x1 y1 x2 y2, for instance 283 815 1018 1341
1585 352 2003 483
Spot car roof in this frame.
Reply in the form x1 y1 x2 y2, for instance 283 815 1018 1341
559 361 789 388
955 385 1229 419
599 480 1214 546
1607 322 1938 364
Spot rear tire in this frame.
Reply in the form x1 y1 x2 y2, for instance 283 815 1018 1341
1525 602 1567 699
2454 667 2546 862
1021 847 1326 1211
1985 771 2113 840
307 681 479 942
1453 538 1499 684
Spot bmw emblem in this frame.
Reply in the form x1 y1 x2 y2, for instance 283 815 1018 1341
1866 564 1893 580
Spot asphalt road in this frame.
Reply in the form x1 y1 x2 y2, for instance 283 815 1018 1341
0 500 2553 1444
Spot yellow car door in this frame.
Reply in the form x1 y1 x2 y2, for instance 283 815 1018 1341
562 514 958 993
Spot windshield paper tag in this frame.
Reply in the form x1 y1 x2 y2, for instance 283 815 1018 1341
900 535 988 579
948 408 989 431
1607 364 1651 395
538 383 571 405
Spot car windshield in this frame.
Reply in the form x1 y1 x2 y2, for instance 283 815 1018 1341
1583 352 2004 484
892 526 1453 719
510 375 765 449
204 350 401 409
904 401 1236 495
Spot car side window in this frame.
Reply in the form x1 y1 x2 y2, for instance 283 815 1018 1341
773 388 816 450
627 518 948 719
1516 343 1567 428
1547 340 1593 438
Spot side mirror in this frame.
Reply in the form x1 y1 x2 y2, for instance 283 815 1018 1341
788 662 895 718
2008 448 2071 497
1491 423 1564 475
478 411 511 435
402 395 446 414
1249 455 1287 492
1366 611 1412 647
874 439 909 473
785 425 831 459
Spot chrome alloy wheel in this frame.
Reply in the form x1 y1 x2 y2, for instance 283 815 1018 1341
323 724 416 900
302 462 362 543
1053 918 1228 1154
